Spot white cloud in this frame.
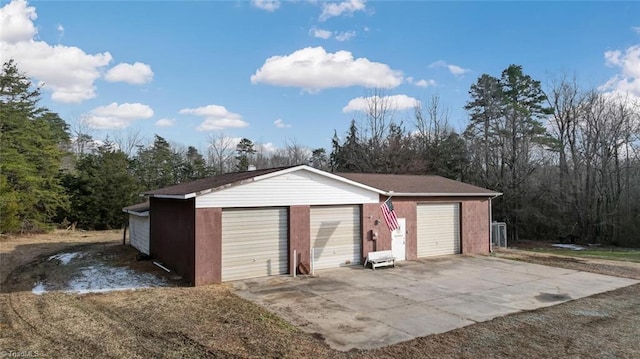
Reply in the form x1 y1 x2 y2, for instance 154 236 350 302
601 45 640 99
274 118 291 128
179 105 249 131
56 23 64 41
343 94 420 113
335 30 356 41
83 103 154 130
251 0 281 12
320 0 366 21
448 64 469 76
0 0 114 103
309 28 357 41
415 79 436 88
196 119 248 132
632 26 640 34
207 135 244 149
155 118 175 127
310 27 332 39
257 142 277 153
604 50 622 67
0 0 37 43
105 62 154 85
251 46 403 91
429 60 471 77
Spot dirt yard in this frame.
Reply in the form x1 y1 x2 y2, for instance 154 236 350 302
1 232 639 358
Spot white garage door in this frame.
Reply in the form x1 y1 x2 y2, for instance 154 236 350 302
417 203 460 257
129 214 150 255
310 205 361 269
222 207 288 281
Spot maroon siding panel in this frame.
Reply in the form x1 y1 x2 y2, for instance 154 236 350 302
362 195 490 260
461 199 490 254
150 197 195 284
361 201 417 261
361 204 378 261
289 205 310 274
195 207 222 285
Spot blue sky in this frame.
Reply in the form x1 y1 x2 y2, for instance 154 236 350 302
1 0 638 153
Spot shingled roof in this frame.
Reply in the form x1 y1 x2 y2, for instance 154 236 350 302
144 166 294 197
336 173 499 196
137 165 498 200
123 201 150 213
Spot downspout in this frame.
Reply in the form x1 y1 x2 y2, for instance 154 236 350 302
489 194 501 253
489 197 493 253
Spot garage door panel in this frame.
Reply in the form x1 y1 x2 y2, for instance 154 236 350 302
417 203 460 257
223 248 287 258
311 205 361 269
222 207 288 281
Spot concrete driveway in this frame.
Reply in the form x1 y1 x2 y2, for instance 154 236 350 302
232 256 638 351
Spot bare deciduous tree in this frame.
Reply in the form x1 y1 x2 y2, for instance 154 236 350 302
207 132 236 174
69 116 96 156
546 77 640 245
360 88 395 150
112 128 145 158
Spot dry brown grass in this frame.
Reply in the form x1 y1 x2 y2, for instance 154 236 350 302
494 248 640 280
1 232 639 358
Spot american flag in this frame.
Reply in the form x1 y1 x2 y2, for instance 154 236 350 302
380 198 399 231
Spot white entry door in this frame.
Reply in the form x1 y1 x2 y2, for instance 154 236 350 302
391 218 406 261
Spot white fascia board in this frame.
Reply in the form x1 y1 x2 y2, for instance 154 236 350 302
151 193 196 200
390 192 503 197
253 165 386 195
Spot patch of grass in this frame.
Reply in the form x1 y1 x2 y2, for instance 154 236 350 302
530 249 640 263
258 311 298 332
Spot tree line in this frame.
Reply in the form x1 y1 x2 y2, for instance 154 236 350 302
0 60 326 232
330 66 640 246
1 60 638 247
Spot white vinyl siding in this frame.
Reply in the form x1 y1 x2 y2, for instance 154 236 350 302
310 205 361 269
417 203 460 257
129 214 150 255
196 170 379 208
221 208 288 281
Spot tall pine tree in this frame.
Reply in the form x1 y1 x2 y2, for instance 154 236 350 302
61 142 138 229
0 60 69 233
464 65 553 241
132 135 183 190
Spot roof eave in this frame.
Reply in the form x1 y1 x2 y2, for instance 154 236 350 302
123 210 149 216
144 170 276 199
388 192 503 197
149 193 196 200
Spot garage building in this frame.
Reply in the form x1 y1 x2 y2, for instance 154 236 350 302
124 165 500 286
123 201 150 255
